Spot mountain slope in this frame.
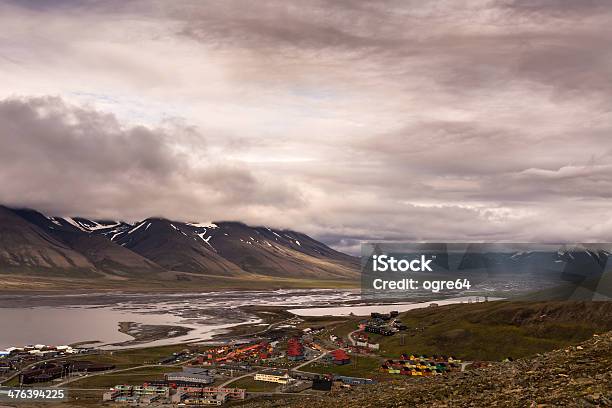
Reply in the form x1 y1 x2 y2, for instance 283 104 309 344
106 219 359 279
109 218 248 277
11 208 164 277
199 222 359 279
0 206 97 277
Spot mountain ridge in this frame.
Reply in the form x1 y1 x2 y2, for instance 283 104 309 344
0 205 359 285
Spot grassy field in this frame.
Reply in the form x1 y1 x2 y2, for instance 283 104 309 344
231 376 280 392
0 274 359 291
3 375 20 387
300 355 383 379
70 344 196 368
65 366 178 388
373 301 612 361
327 318 361 338
322 301 612 363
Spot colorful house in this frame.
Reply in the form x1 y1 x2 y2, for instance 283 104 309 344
287 338 305 361
330 349 351 365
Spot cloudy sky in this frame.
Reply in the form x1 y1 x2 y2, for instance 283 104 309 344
1 0 611 253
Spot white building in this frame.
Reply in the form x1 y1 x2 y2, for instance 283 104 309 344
254 370 291 384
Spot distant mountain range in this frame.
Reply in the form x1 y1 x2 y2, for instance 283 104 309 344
0 205 359 285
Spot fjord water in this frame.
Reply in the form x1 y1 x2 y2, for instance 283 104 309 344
0 278 557 350
0 289 361 349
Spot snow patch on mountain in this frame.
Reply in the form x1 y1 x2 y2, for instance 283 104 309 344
63 217 88 232
128 222 147 234
187 222 218 229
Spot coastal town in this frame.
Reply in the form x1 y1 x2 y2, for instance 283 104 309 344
0 306 469 406
3 299 609 407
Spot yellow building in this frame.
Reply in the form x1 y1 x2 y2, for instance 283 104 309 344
254 370 291 384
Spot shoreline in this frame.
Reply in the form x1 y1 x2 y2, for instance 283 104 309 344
0 289 503 352
0 275 361 294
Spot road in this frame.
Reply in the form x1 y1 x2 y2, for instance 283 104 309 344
347 329 361 346
292 350 329 372
218 370 258 388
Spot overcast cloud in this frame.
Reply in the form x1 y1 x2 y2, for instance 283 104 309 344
1 0 611 254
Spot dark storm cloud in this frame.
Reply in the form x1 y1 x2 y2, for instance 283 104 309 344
0 97 302 221
1 97 176 176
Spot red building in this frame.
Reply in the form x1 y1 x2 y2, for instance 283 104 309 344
330 349 351 365
287 338 305 361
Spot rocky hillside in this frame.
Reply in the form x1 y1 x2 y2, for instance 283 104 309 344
244 330 612 407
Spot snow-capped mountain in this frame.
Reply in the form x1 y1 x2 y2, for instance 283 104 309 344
8 208 163 276
0 206 359 282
